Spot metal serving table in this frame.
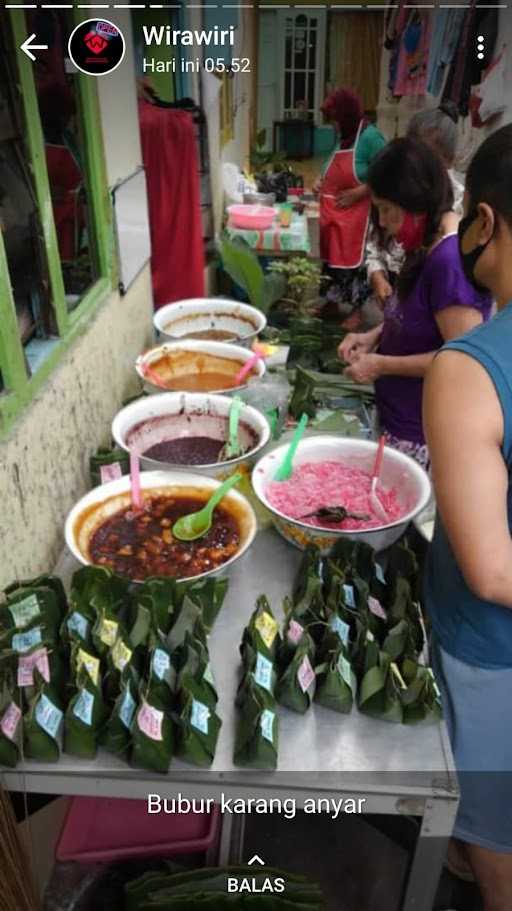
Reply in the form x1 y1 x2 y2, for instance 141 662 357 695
2 530 459 911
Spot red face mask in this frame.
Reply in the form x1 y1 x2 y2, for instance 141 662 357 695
396 212 427 253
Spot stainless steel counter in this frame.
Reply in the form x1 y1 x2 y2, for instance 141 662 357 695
1 528 459 911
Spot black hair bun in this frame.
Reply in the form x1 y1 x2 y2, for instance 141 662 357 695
438 101 459 125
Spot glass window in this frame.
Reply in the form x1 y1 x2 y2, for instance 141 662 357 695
0 20 55 359
29 10 98 311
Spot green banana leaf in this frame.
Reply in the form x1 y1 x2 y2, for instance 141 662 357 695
135 577 177 638
358 649 403 724
89 445 130 488
240 596 281 664
315 644 355 715
186 577 229 633
0 681 22 768
175 673 222 768
234 680 278 770
276 637 316 714
64 667 108 759
101 672 139 757
131 680 174 774
24 673 64 762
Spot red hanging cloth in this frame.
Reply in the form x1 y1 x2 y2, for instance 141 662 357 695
139 101 205 308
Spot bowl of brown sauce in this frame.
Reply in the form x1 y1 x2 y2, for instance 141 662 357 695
65 471 257 584
112 392 271 478
135 340 266 396
154 298 266 347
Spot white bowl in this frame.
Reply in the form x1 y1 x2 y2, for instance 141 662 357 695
252 435 431 554
154 298 266 348
111 392 271 479
65 470 257 584
135 340 266 396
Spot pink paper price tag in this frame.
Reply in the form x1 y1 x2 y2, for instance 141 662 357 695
297 655 315 693
287 619 304 645
17 648 50 687
137 700 163 742
368 596 387 621
100 463 123 484
1 703 21 742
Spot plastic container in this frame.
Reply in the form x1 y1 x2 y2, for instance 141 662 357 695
154 298 266 348
56 797 220 863
227 204 276 230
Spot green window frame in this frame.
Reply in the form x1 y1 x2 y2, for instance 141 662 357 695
0 10 115 438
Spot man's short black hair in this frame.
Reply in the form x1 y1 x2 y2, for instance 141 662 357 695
466 124 512 228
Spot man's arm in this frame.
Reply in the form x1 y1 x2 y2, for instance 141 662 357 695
424 349 512 607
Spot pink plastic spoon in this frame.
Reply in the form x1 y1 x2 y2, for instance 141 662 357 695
233 352 263 387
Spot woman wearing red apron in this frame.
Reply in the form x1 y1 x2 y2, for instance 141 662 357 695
318 89 386 323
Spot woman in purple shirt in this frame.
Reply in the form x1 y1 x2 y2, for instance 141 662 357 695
338 138 492 467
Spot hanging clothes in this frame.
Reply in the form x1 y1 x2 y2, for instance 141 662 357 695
427 9 466 97
393 11 433 98
139 100 205 308
443 0 499 117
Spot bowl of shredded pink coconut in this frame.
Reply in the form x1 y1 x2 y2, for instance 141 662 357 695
252 435 431 553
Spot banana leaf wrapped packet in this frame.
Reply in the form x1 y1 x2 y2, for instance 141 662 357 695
357 635 403 724
236 643 278 708
399 658 443 725
24 672 64 762
291 547 326 639
177 634 217 704
315 643 356 715
184 577 229 633
15 641 67 704
240 596 281 666
383 618 419 663
167 594 208 660
147 640 176 710
0 681 23 768
175 673 222 767
89 445 130 488
279 600 317 668
101 669 139 757
233 678 278 770
1 580 64 643
131 679 174 773
64 666 108 759
276 635 316 714
134 577 177 640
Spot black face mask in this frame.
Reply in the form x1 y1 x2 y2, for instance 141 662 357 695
458 210 491 293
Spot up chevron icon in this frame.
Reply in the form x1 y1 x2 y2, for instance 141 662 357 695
248 855 265 866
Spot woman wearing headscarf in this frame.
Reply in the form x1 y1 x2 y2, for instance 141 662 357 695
318 88 387 320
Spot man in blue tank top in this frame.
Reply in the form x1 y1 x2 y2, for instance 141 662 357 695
424 123 512 911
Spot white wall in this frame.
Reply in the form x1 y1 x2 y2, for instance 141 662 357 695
0 12 154 588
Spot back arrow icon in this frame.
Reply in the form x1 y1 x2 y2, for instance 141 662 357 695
21 34 49 61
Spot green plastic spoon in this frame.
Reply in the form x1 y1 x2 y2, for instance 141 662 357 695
218 396 243 462
172 473 242 542
274 413 309 482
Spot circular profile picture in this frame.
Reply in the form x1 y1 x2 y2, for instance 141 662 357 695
68 19 125 76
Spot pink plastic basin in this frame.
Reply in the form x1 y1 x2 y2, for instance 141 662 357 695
56 797 220 863
228 204 276 230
